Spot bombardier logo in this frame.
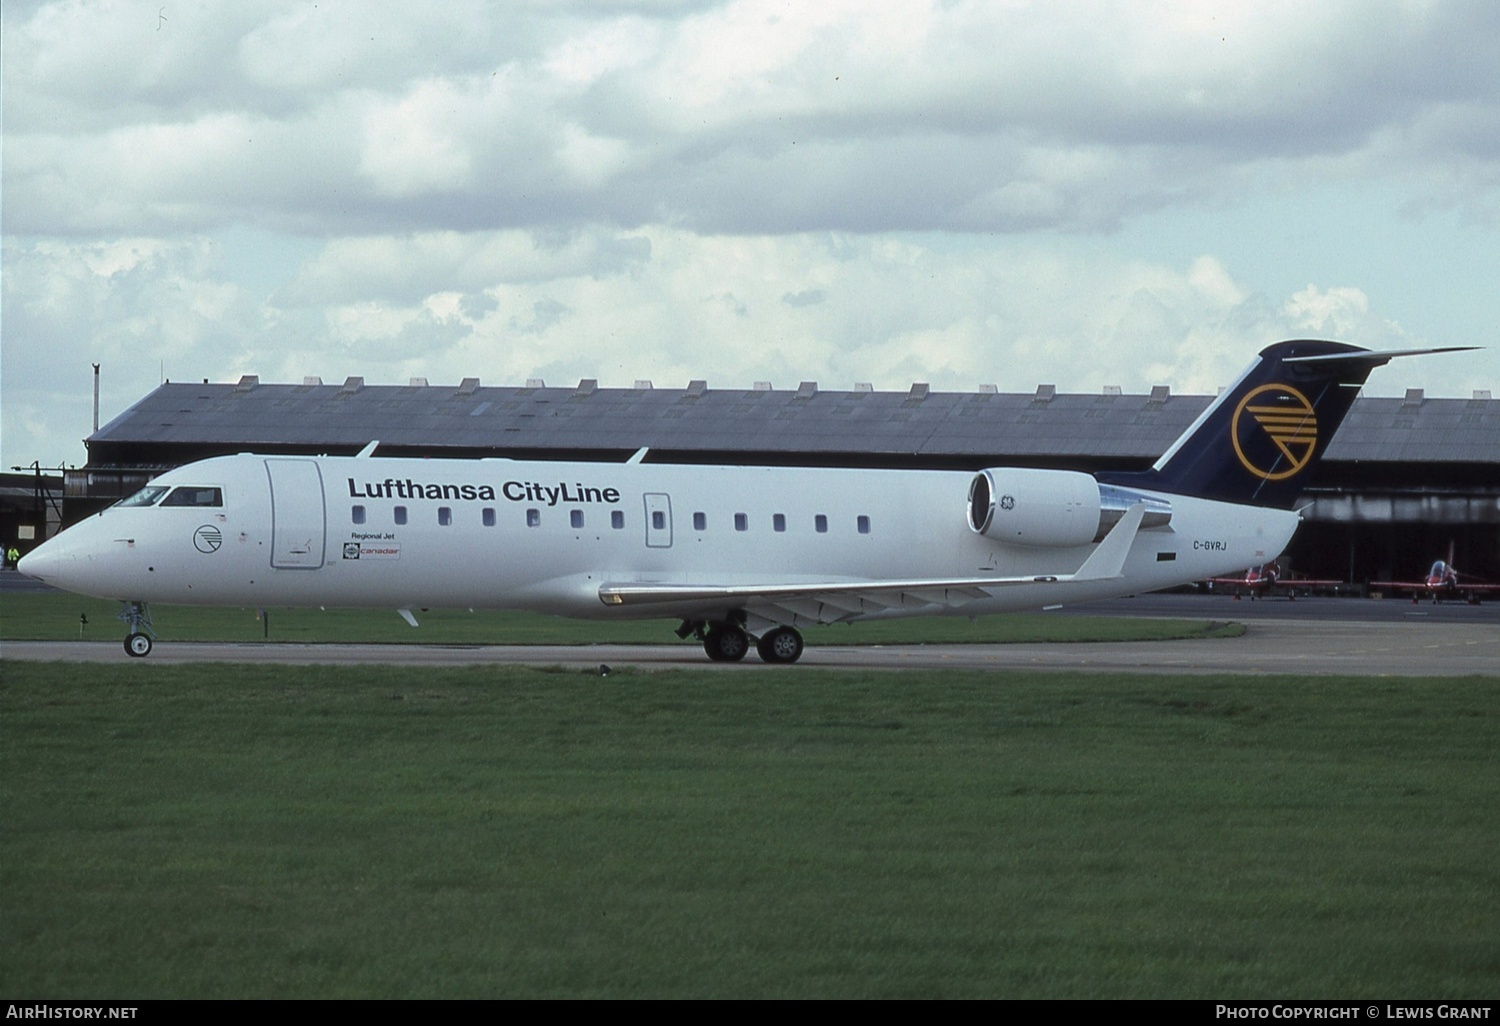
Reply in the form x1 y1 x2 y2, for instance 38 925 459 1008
1232 383 1318 481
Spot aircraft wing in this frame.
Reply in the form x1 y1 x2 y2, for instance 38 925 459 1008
599 505 1146 626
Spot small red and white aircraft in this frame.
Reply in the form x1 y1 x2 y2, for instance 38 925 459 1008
1372 549 1500 605
1205 560 1346 600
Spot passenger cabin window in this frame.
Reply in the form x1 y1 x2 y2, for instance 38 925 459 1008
773 513 786 533
527 509 541 527
611 510 625 530
693 512 707 531
652 510 666 531
116 485 170 508
483 508 496 527
161 486 223 507
438 506 452 526
734 513 748 532
352 505 367 525
394 506 408 525
571 510 585 529
857 515 871 535
815 514 828 534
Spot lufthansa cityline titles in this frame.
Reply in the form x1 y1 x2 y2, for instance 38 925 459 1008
347 478 621 506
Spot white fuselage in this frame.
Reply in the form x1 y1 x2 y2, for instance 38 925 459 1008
22 453 1299 622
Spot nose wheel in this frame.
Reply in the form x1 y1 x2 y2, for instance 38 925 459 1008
125 633 153 658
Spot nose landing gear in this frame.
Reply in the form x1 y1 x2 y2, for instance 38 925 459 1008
118 601 156 657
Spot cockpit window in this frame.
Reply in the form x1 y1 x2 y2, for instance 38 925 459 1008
115 485 170 508
160 486 224 508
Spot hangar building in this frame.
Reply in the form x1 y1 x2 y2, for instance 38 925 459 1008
66 372 1500 587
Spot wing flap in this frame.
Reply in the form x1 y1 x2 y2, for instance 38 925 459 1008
598 504 1148 623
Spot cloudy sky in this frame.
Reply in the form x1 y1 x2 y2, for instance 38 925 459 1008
4 0 1497 469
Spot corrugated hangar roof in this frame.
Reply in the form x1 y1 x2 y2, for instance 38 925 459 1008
88 377 1499 466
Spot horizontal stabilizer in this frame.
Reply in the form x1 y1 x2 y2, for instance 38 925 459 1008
1283 346 1480 366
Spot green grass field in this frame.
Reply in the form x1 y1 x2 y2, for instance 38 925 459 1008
3 661 1496 998
0 591 1241 646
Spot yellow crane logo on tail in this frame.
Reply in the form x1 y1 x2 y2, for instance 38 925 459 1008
1232 384 1318 480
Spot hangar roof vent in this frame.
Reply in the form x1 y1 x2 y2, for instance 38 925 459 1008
1473 389 1493 402
1402 388 1425 408
1148 385 1170 404
235 375 259 392
907 383 930 402
686 379 708 397
1033 384 1056 404
408 377 428 388
339 376 364 394
796 381 817 399
574 379 597 396
457 377 481 395
302 376 322 387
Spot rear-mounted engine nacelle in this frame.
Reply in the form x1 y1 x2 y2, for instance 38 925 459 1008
967 469 1173 547
967 468 1102 547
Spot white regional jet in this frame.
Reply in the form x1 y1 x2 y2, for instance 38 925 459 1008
18 340 1472 662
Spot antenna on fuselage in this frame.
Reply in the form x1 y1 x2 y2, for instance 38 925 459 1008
356 441 379 458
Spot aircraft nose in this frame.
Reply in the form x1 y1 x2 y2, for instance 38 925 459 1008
17 540 67 583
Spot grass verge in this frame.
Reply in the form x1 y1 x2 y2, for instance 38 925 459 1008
2 662 1495 998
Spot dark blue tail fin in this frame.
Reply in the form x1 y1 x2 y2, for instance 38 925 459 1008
1099 340 1425 508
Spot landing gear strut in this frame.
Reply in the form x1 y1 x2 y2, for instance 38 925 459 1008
683 616 806 664
119 601 155 658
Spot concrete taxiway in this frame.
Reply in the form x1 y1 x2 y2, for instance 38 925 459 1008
4 575 1495 675
4 618 1496 676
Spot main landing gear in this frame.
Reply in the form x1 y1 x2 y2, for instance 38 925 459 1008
119 601 156 658
682 618 806 664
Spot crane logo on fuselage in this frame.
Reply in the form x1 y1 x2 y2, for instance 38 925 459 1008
193 525 223 553
1231 384 1318 481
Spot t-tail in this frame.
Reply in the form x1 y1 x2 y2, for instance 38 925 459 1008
1098 339 1476 509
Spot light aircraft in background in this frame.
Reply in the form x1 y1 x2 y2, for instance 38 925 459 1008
1205 560 1348 600
19 341 1475 661
1371 546 1500 605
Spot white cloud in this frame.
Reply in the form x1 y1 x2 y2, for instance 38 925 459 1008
360 79 479 198
4 1 1498 467
8 0 1500 236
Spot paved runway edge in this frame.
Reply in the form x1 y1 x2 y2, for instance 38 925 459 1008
4 620 1497 676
